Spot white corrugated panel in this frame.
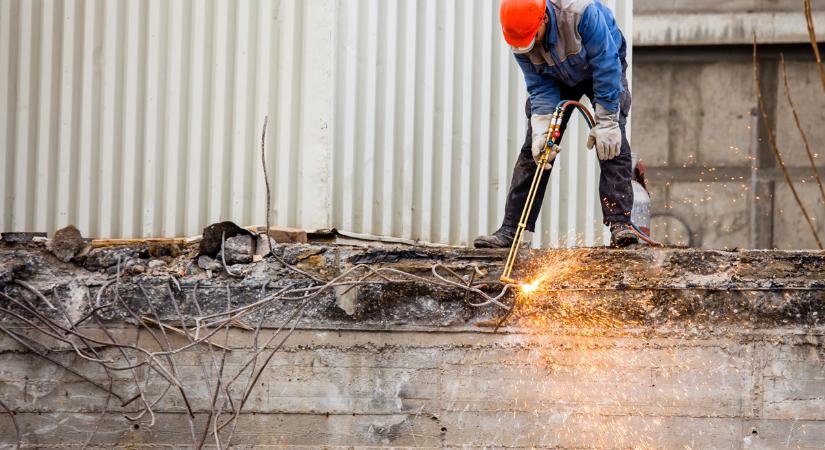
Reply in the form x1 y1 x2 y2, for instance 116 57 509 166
1 0 332 239
331 0 633 247
2 0 632 247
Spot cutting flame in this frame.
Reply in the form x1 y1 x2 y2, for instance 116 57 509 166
518 274 547 295
519 280 541 294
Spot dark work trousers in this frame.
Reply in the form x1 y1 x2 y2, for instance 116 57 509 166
501 81 634 232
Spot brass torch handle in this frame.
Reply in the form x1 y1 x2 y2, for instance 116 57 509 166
500 107 562 283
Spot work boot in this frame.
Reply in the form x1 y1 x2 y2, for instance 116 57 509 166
473 226 517 248
610 223 639 247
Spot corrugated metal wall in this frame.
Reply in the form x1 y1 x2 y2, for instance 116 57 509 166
0 0 332 239
1 0 632 246
331 0 632 247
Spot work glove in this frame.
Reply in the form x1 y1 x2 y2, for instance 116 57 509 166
530 113 560 170
586 103 621 161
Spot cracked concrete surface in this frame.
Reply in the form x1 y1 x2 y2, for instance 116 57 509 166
1 241 824 448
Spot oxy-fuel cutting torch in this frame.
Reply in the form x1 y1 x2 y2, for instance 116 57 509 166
499 100 659 285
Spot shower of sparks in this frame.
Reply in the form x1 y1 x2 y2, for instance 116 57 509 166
500 247 719 447
507 247 645 331
478 104 822 447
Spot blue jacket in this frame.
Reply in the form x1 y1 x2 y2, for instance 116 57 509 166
514 0 626 115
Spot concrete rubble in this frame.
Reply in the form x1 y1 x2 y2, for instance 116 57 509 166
47 225 87 262
1 234 824 448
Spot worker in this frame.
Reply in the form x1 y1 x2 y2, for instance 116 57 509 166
474 0 638 248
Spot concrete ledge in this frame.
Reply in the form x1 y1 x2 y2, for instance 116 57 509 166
1 243 824 329
634 12 825 46
1 243 824 447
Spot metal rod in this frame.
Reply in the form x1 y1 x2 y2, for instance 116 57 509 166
501 109 562 283
500 101 596 284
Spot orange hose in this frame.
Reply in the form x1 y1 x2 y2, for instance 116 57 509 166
627 224 663 247
559 100 596 128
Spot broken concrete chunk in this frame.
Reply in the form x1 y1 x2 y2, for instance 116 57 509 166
334 285 358 316
297 254 328 271
222 235 255 264
197 255 223 271
184 263 200 276
83 247 140 270
121 258 140 273
255 235 277 257
148 244 182 258
1 232 47 243
0 257 31 285
65 280 90 324
267 227 308 244
198 221 255 257
148 259 167 269
48 225 86 262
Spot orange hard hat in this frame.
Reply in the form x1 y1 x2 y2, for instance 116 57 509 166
499 0 545 52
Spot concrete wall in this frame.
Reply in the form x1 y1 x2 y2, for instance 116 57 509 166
632 0 825 249
633 48 825 250
3 328 825 448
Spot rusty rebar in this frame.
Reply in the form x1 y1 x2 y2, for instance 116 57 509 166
779 53 825 207
0 398 20 450
0 253 513 447
752 36 823 249
803 0 825 94
261 115 273 257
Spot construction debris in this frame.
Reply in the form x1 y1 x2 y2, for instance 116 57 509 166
265 226 308 244
198 221 255 257
197 254 223 272
220 234 256 264
1 236 824 448
47 225 86 262
2 237 824 329
0 257 31 284
147 259 167 269
255 234 277 257
1 231 47 243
